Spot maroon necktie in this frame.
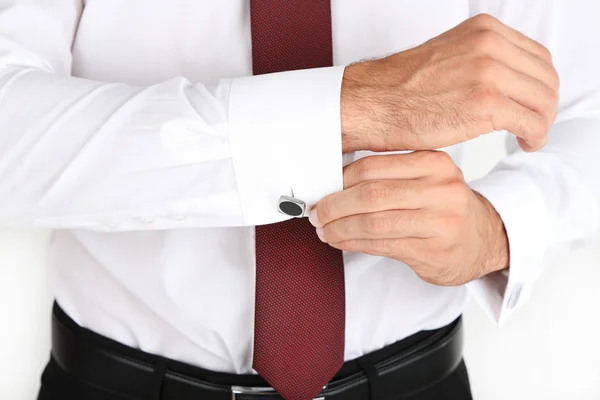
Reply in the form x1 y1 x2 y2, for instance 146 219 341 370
251 2 345 400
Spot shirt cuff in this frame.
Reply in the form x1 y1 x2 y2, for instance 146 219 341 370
467 168 551 325
228 66 345 225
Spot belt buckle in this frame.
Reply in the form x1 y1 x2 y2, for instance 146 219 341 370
231 386 325 399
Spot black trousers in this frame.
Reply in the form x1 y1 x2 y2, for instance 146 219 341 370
38 305 473 400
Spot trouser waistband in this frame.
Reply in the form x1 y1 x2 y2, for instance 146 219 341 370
50 302 463 400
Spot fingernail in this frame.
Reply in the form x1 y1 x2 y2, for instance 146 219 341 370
309 208 320 227
316 228 325 242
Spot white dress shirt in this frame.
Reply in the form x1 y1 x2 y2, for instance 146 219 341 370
0 0 599 374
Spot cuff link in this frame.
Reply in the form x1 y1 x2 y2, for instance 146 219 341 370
278 195 306 217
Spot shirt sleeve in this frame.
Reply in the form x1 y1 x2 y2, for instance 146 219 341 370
0 1 344 231
465 0 600 325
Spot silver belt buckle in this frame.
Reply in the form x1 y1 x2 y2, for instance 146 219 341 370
231 386 325 399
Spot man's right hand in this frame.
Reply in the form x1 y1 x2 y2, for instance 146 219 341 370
341 13 559 154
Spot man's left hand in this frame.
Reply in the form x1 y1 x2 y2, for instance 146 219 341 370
309 151 509 286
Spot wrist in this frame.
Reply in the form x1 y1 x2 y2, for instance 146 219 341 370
340 62 389 153
475 191 510 275
340 64 366 153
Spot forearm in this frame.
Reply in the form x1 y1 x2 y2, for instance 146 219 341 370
0 65 346 230
0 66 238 229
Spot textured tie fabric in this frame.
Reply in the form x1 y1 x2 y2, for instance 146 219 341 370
250 2 346 400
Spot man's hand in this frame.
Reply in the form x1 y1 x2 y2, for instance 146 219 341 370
341 13 559 154
309 151 509 286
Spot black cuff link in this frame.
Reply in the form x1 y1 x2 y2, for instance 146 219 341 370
278 195 306 217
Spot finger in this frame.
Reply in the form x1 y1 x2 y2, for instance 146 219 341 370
329 237 421 260
479 93 549 151
311 180 425 228
479 60 558 127
467 14 554 65
517 135 548 153
471 32 559 93
319 210 431 243
343 151 461 188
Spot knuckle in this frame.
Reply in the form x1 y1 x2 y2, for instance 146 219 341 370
471 29 502 51
542 91 559 122
529 115 550 140
317 199 335 222
446 181 470 202
551 68 560 91
536 79 559 109
363 213 391 234
538 44 553 63
544 86 559 108
434 150 453 167
537 53 559 89
418 150 453 168
470 84 500 108
434 182 469 211
470 13 499 29
450 164 465 180
472 56 500 83
370 238 396 254
324 221 340 240
355 156 378 182
361 181 390 205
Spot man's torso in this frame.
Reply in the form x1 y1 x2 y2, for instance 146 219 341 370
52 0 526 374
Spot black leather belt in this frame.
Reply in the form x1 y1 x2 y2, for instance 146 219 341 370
51 303 464 400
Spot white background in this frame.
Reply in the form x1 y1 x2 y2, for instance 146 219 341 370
1 133 599 400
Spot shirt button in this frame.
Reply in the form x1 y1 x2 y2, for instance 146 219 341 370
507 284 523 310
105 218 120 229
